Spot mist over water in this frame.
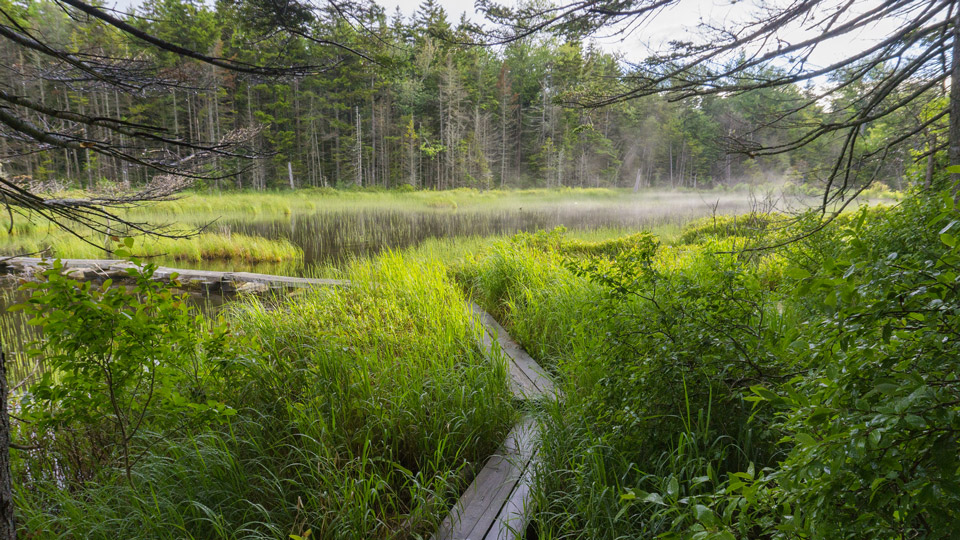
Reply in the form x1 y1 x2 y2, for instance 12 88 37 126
206 192 786 273
0 190 855 382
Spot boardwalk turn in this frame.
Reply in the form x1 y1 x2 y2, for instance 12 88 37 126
435 304 557 540
468 302 555 400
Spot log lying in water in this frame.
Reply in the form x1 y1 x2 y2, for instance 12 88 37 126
0 257 347 294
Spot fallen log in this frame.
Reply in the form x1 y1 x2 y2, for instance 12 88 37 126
0 257 347 294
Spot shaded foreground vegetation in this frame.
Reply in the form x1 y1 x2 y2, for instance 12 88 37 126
9 253 514 538
459 190 960 538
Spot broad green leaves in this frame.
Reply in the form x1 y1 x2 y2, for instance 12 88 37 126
15 259 235 483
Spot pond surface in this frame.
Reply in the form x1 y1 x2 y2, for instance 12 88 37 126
194 192 776 275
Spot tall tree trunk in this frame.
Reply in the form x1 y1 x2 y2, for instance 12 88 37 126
335 105 341 185
668 143 674 188
950 4 960 197
355 106 362 187
207 87 218 190
0 352 15 540
115 91 129 188
370 78 376 187
557 147 564 187
172 89 181 159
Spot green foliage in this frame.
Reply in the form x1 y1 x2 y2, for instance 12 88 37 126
13 251 235 484
464 189 960 539
12 251 515 538
464 226 784 538
562 232 660 260
5 0 916 191
757 190 960 536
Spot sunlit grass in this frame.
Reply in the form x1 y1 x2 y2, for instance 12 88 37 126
0 230 302 263
12 251 516 538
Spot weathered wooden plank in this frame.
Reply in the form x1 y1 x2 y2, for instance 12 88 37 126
469 304 539 398
485 453 536 540
434 417 538 540
433 306 557 540
468 303 556 399
467 419 538 539
434 447 520 538
0 257 348 291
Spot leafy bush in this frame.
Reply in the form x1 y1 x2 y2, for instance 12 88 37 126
13 252 515 539
462 226 784 538
562 232 659 260
465 190 960 539
13 253 235 485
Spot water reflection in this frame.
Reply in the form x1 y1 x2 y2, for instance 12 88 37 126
207 195 764 274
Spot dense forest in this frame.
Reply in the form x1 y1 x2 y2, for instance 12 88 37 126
0 0 928 192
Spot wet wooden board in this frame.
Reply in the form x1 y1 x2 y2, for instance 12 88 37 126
0 257 347 291
432 305 560 540
468 302 556 400
434 417 539 540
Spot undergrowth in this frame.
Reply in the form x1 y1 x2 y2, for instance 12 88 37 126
460 191 960 539
11 252 514 539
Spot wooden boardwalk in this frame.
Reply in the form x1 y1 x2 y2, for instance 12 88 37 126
468 302 555 400
434 417 539 540
435 304 556 540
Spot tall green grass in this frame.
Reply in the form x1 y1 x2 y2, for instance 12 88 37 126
12 252 515 539
0 231 301 263
458 226 788 539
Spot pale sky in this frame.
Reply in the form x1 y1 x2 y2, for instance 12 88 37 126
103 0 912 68
375 0 910 69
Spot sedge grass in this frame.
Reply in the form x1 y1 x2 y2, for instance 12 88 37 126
12 251 516 539
0 231 301 264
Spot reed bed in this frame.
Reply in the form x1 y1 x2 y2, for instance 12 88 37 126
0 187 817 274
0 231 302 264
11 252 515 538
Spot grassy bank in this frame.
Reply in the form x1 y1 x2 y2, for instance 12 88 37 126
0 230 302 264
457 192 960 538
11 252 515 538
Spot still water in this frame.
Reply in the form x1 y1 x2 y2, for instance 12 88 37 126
193 193 770 274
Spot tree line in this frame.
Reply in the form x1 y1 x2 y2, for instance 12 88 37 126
1 0 933 193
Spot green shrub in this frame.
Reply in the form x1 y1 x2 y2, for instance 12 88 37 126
463 228 787 539
476 191 960 539
562 232 659 260
13 252 515 539
392 183 417 193
13 254 235 486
